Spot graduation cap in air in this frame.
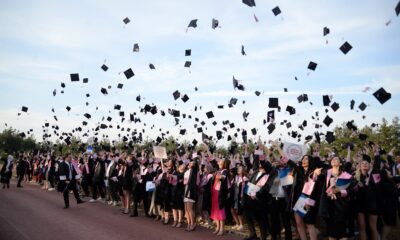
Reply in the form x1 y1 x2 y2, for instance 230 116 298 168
136 95 141 102
184 61 191 68
149 64 155 70
21 106 28 112
114 104 121 110
396 1 400 16
297 94 308 103
185 49 191 56
52 89 56 96
232 76 245 91
242 111 250 121
70 73 79 82
346 121 357 131
255 91 261 96
350 99 355 110
268 98 279 108
339 41 353 55
206 111 214 119
212 18 219 29
107 116 112 122
101 64 108 72
66 106 71 112
61 82 66 88
322 95 331 106
242 0 256 7
101 88 108 95
229 98 238 105
359 102 367 111
373 87 391 104
84 113 91 119
117 83 123 89
331 102 339 112
124 68 134 79
181 94 189 103
267 123 276 134
133 43 139 52
323 27 330 36
359 133 368 141
267 110 274 122
286 106 296 115
83 78 88 83
187 19 198 29
173 90 181 100
241 45 246 56
180 129 186 135
308 61 318 71
123 17 130 24
325 131 335 144
272 6 281 16
323 115 333 127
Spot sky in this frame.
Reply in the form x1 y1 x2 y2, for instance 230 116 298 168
0 0 399 146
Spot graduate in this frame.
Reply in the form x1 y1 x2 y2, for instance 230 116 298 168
57 154 84 208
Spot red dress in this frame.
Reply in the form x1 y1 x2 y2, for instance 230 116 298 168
210 178 225 221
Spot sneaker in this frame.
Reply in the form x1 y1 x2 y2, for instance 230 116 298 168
48 188 55 191
89 199 97 203
96 197 102 201
107 201 113 205
232 225 239 230
236 225 244 231
112 201 118 206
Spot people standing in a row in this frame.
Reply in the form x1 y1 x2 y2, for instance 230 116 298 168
0 155 14 189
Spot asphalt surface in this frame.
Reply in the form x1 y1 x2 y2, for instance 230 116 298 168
0 180 242 240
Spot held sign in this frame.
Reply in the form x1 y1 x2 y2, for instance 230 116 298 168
153 146 168 159
283 142 308 161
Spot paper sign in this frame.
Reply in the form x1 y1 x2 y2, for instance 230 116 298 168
146 181 155 192
153 146 167 159
283 142 308 162
244 182 261 196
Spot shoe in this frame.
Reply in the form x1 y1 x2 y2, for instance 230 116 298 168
172 221 177 227
112 201 118 206
107 201 113 205
163 219 170 225
17 185 23 188
64 205 69 209
48 188 55 191
232 225 239 230
89 199 97 203
217 231 224 236
154 216 160 221
77 200 84 204
236 225 244 231
123 209 129 214
130 211 138 217
176 222 182 228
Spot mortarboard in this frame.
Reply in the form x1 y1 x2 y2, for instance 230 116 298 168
242 111 249 121
181 94 189 103
19 132 26 138
211 18 219 29
21 106 28 112
308 61 318 71
359 133 368 141
114 104 121 110
339 41 353 55
218 105 224 109
242 0 256 7
267 123 275 134
197 127 203 133
83 78 88 83
119 111 124 117
232 76 245 91
101 88 108 95
373 87 391 104
100 124 107 129
117 83 123 89
229 97 238 105
350 99 355 110
216 131 223 140
331 102 339 112
359 102 367 111
123 17 130 24
101 64 108 71
272 6 281 16
396 1 400 16
61 82 65 88
180 129 186 135
346 121 357 131
241 45 246 56
184 61 191 68
286 105 296 115
286 122 292 128
173 90 180 100
124 68 134 79
107 117 112 122
206 111 214 119
84 113 91 119
187 19 198 28
323 115 333 127
267 110 274 122
325 131 335 144
255 91 261 96
70 73 79 82
133 43 139 52
149 63 155 70
66 106 71 112
52 89 56 96
65 137 72 145
268 98 279 108
323 26 330 36
251 128 257 135
185 49 191 56
323 95 331 106
136 95 141 102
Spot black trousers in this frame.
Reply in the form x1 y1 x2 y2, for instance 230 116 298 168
17 173 24 186
269 197 292 240
63 180 81 207
245 207 269 240
81 176 92 197
133 184 150 215
92 180 105 199
108 180 119 202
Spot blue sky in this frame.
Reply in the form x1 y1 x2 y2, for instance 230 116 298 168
0 0 399 146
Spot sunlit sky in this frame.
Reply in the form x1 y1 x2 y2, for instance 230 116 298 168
0 0 399 146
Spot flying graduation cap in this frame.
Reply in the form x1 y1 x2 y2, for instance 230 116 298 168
323 27 330 36
373 87 391 104
339 41 353 54
187 19 198 31
241 45 246 56
308 61 318 71
70 73 80 82
21 106 28 112
272 6 281 16
232 76 245 91
123 17 130 24
149 63 156 70
101 64 108 71
124 68 134 79
242 0 256 7
396 1 400 16
211 18 219 29
133 43 140 52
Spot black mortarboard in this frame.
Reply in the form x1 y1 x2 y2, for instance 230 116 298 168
83 78 88 83
325 131 335 144
241 45 246 56
272 6 281 16
331 102 339 112
52 89 56 96
117 83 123 89
173 90 180 100
21 106 28 112
82 121 87 126
323 115 333 127
242 111 250 121
251 128 257 135
181 94 189 103
268 98 279 108
65 137 71 145
180 129 186 135
124 68 134 79
242 0 256 7
149 63 155 70
185 49 191 56
308 61 317 71
323 95 331 106
229 98 238 105
346 121 357 131
133 43 139 52
100 124 107 129
232 76 245 91
206 111 214 119
286 122 292 128
255 91 261 96
107 116 112 122
373 87 391 104
187 19 198 28
267 110 274 122
229 123 235 128
66 106 71 112
101 64 108 71
150 106 157 115
70 73 79 82
84 113 91 119
212 18 219 29
267 123 275 134
123 17 130 24
286 105 296 115
101 88 108 95
216 131 223 140
119 111 124 117
350 99 355 110
323 26 330 36
114 104 121 110
396 1 400 16
61 82 65 88
339 41 353 55
136 95 141 102
359 102 367 111
359 133 368 141
184 61 191 68
218 105 224 109
19 132 26 138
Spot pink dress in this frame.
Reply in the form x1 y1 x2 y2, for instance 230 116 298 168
210 178 226 221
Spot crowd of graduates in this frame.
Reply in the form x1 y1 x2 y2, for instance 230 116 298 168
1 140 400 240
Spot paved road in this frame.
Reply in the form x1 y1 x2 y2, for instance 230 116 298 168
0 180 242 240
